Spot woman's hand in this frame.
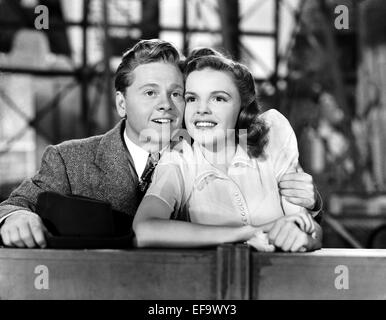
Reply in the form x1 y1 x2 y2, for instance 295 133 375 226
246 230 275 252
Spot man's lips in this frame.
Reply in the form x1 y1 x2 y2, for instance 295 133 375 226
194 120 217 128
152 118 174 124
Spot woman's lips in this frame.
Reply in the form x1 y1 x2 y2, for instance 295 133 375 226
194 121 217 128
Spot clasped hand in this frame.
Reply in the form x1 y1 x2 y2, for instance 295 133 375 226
246 212 316 252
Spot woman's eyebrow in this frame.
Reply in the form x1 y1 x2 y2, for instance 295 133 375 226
185 90 232 97
211 90 231 97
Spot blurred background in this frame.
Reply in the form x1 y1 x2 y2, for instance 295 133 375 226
0 0 385 248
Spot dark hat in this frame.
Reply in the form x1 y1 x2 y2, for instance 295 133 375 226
36 191 133 249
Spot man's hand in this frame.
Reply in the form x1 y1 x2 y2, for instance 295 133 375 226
267 217 311 252
0 211 47 248
285 212 315 234
279 166 316 210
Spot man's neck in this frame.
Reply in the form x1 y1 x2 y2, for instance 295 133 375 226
124 129 167 154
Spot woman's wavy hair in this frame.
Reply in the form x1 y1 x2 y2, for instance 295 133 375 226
183 48 269 158
115 39 183 93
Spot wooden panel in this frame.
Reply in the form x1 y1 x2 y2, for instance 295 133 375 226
2 247 386 299
216 244 250 300
0 248 217 300
251 249 386 300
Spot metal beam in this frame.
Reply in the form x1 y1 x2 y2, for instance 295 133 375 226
102 0 114 129
81 0 90 135
218 0 240 60
141 0 160 39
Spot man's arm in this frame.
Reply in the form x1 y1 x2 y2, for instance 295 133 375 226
0 145 71 248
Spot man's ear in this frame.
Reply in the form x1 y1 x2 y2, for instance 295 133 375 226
116 91 126 118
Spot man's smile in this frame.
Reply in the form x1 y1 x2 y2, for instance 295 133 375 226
152 118 174 124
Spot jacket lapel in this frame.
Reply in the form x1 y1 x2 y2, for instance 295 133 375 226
93 120 139 211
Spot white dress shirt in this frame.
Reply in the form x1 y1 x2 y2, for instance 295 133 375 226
123 130 150 178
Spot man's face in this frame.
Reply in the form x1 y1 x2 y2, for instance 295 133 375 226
116 62 185 152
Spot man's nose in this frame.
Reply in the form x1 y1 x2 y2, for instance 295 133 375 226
156 93 172 111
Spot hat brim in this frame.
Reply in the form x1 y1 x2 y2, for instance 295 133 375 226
45 234 133 249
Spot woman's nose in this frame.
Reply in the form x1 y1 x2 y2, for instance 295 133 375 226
196 102 211 114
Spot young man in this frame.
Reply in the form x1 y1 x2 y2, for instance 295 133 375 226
0 39 321 248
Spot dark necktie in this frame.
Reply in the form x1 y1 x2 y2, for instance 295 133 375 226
138 152 160 195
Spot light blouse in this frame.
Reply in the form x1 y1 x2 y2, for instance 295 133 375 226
144 109 307 227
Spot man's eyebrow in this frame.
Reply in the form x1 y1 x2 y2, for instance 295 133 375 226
138 83 160 89
184 91 196 95
170 84 184 91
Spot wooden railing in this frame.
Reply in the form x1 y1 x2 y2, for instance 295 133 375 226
1 246 385 299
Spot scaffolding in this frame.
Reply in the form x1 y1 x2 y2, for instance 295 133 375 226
1 0 370 247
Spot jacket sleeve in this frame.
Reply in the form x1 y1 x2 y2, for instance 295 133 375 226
0 145 72 220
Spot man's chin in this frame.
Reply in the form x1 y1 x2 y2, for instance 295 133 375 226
138 132 172 151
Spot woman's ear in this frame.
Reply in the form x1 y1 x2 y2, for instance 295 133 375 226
115 91 126 118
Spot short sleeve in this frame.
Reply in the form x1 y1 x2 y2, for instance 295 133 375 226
144 161 185 213
144 140 194 215
259 109 299 180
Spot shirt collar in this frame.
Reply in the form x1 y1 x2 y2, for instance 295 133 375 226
231 144 257 169
193 142 256 189
123 130 149 177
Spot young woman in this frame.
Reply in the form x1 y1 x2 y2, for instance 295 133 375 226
133 49 322 252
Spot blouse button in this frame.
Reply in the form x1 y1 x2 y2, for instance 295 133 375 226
234 192 239 197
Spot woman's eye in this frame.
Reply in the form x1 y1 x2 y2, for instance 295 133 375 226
185 96 195 103
145 90 156 97
214 96 226 102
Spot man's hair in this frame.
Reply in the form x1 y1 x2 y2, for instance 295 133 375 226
115 39 183 93
184 48 269 159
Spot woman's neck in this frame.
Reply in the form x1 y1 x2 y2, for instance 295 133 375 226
200 138 237 173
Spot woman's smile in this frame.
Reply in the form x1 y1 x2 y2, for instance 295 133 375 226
194 120 218 129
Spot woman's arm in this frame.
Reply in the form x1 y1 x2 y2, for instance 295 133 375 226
133 195 271 248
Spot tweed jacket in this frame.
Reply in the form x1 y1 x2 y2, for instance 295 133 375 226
0 120 141 221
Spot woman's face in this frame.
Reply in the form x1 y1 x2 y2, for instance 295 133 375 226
184 68 241 147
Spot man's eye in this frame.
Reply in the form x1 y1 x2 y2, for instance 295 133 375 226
172 92 183 98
